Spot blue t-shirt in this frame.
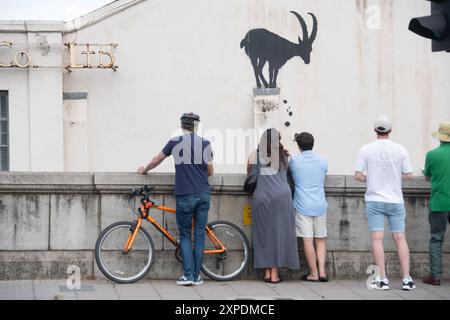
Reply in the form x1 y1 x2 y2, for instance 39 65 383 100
162 133 213 196
289 151 328 216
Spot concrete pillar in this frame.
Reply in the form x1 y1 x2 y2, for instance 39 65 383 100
63 93 89 171
253 88 281 144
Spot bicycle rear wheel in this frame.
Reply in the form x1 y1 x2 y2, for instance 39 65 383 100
95 221 155 284
201 220 250 281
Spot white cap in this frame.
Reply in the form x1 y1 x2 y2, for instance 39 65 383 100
374 115 392 133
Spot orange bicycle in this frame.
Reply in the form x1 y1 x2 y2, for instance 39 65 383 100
95 185 250 283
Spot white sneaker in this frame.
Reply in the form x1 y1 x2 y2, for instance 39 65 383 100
176 274 194 286
369 276 390 290
402 276 416 291
193 275 204 286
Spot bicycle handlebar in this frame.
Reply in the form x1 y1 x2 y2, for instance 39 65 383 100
129 185 155 203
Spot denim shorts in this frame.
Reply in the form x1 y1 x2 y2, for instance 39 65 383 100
365 201 406 233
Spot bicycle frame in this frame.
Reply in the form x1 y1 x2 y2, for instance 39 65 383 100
123 199 228 255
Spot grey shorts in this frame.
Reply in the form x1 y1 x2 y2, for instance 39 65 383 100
295 209 327 238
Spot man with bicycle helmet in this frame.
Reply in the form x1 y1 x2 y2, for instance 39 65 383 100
138 112 214 286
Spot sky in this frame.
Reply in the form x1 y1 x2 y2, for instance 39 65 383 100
0 0 113 21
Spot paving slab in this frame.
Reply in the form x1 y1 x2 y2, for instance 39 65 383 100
300 280 363 300
227 280 281 299
113 282 161 300
0 280 34 300
419 280 450 300
267 281 322 300
190 281 240 300
393 285 443 300
150 280 202 300
33 280 77 300
73 280 119 300
0 279 449 300
336 280 405 300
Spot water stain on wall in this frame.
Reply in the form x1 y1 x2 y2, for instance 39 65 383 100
25 195 40 219
339 197 350 242
355 0 368 14
256 99 279 113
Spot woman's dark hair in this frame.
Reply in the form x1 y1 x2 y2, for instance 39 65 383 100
295 132 314 151
258 128 289 170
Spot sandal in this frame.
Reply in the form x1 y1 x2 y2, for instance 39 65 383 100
270 278 282 284
263 277 271 283
301 274 320 282
319 276 329 282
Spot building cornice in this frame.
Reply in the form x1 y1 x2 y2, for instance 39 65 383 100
63 0 147 33
0 0 146 34
0 20 64 33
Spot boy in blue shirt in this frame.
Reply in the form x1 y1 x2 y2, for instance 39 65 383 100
289 132 329 282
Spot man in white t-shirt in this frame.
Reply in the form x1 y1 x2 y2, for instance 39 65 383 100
355 115 416 291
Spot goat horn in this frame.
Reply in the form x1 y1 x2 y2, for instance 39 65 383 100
290 11 308 43
308 12 318 44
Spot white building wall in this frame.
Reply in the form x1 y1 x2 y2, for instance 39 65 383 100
27 32 64 171
0 26 64 171
61 0 450 175
0 28 64 171
2 0 449 174
0 32 31 171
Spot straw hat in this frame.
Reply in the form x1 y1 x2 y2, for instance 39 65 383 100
432 122 450 142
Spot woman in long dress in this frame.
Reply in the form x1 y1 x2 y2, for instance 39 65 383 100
247 128 299 283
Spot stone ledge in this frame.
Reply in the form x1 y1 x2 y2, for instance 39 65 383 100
344 175 430 197
93 172 175 194
0 172 94 193
0 172 93 185
0 173 431 196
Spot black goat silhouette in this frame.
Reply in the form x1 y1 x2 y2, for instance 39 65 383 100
240 11 318 88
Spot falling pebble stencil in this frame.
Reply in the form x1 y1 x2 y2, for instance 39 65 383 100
283 100 294 127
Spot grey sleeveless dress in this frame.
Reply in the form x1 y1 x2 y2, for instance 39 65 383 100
251 159 300 269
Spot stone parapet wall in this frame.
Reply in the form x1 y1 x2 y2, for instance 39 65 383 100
0 173 448 280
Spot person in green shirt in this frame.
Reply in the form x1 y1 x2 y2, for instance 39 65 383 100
423 122 450 286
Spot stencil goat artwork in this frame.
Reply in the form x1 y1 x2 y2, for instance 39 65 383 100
240 11 318 88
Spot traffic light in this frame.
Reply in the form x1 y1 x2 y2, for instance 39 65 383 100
408 0 450 52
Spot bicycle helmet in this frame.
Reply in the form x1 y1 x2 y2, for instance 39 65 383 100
180 112 200 126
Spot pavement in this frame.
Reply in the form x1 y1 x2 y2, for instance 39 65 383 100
0 279 449 300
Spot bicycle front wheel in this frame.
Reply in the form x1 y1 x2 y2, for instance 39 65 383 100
95 221 155 284
201 220 250 281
